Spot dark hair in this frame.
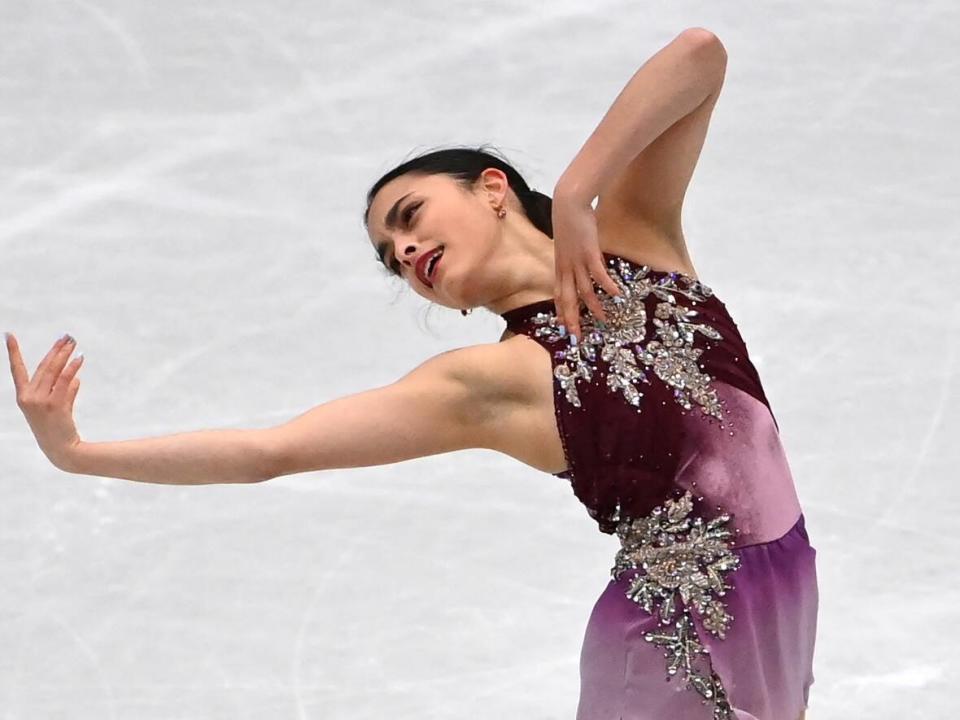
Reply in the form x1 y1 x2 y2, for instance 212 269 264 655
363 144 554 327
363 143 554 240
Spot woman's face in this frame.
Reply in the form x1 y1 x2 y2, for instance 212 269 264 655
367 170 509 310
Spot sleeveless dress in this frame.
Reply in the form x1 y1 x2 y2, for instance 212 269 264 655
498 252 819 720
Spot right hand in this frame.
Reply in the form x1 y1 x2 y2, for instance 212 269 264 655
5 331 86 471
551 191 623 344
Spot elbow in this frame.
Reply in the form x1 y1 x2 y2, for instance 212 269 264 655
679 27 727 68
676 27 727 91
678 27 724 51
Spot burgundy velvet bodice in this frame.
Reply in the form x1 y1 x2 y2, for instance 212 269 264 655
499 252 802 545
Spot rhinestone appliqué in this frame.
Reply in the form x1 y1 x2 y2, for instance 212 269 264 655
529 258 725 420
612 490 741 719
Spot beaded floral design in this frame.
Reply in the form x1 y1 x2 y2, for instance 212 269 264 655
528 257 726 420
612 490 741 719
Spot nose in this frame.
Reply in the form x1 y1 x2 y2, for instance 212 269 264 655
400 243 418 267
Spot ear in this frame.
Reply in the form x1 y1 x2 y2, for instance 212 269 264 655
478 167 510 203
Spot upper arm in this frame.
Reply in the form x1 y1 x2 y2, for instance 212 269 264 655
261 344 515 479
595 28 728 235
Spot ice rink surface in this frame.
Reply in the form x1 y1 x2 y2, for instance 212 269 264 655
1 1 957 718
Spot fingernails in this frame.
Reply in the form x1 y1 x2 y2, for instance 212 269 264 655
557 324 567 337
570 333 578 346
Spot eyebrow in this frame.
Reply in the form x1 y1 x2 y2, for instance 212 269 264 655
374 191 414 267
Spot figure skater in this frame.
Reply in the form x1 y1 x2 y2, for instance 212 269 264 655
6 28 817 720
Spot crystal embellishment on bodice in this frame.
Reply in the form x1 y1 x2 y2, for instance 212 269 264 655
612 490 741 719
527 257 726 420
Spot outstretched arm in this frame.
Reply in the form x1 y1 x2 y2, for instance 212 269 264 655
260 347 501 480
7 331 503 485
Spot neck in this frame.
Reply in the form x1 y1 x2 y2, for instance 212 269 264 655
483 221 556 316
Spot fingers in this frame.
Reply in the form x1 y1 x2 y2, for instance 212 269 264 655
574 263 607 326
67 377 81 410
556 255 624 343
52 353 84 399
555 270 582 343
592 254 623 302
38 336 78 395
29 335 69 392
6 333 82 402
5 332 31 397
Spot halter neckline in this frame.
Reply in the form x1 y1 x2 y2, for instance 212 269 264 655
498 253 701 327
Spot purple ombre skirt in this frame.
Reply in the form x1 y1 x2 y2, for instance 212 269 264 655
576 513 818 720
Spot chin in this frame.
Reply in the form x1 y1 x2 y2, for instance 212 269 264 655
436 255 482 308
436 270 472 308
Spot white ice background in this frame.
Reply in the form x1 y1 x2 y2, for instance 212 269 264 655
1 2 958 718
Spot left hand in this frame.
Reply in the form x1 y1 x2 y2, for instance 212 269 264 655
5 332 85 471
551 191 623 344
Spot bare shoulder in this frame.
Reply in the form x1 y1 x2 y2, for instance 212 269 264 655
434 332 564 473
431 331 550 412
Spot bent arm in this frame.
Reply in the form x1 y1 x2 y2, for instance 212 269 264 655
555 27 727 208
